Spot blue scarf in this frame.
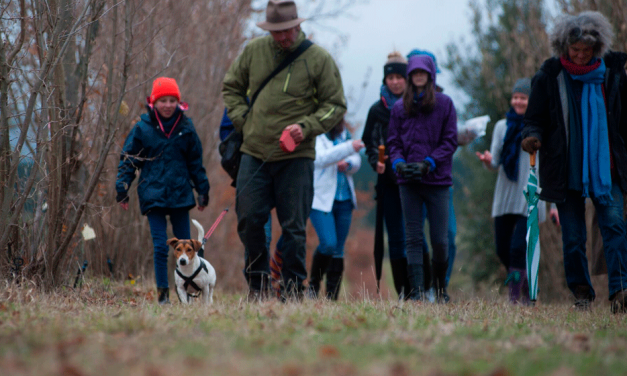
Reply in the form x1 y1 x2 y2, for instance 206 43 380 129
570 59 612 203
500 108 525 182
380 85 401 110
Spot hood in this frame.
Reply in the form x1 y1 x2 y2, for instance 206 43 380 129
407 55 437 86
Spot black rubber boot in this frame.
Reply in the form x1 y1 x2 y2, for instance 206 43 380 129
406 264 424 301
157 287 170 305
432 260 450 304
390 258 411 300
308 252 333 298
326 258 344 301
423 251 432 291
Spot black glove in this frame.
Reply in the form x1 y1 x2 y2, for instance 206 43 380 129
418 161 430 175
395 162 407 175
197 194 209 207
401 162 430 182
116 191 129 204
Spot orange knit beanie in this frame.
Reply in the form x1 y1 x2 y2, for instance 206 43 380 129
150 77 181 104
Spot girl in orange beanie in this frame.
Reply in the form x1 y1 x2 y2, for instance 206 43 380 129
116 77 210 304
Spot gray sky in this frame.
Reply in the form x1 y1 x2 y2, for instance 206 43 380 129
297 0 474 133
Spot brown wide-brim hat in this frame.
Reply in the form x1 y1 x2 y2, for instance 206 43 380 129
256 0 306 31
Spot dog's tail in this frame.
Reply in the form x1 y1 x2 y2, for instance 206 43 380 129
191 219 205 243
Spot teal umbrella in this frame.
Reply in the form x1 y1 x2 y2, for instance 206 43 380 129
524 152 540 302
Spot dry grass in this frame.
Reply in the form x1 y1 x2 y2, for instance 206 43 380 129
1 280 626 376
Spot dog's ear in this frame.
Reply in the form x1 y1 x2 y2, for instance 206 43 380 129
191 239 202 252
166 238 179 247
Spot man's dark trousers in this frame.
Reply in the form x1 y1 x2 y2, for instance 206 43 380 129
236 153 314 293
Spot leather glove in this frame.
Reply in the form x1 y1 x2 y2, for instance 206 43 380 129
395 162 407 175
521 137 541 153
116 191 129 204
197 194 209 207
418 161 430 175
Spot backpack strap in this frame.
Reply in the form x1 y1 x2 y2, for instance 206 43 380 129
243 40 314 118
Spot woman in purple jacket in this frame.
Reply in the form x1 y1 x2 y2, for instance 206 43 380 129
387 55 458 302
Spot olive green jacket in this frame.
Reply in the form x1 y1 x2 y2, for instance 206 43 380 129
222 32 346 161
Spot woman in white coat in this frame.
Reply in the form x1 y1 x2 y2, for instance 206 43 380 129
309 120 364 300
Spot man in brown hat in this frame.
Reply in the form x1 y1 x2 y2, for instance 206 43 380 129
222 0 346 301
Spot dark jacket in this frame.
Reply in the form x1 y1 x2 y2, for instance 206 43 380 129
362 100 398 184
116 110 210 215
522 51 627 202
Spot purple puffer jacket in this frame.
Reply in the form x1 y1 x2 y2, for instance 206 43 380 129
387 56 457 185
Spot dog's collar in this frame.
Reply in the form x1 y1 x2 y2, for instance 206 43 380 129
176 262 209 300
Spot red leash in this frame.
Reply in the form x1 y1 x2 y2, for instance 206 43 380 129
201 208 229 248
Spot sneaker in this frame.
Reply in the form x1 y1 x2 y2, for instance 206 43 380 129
573 285 592 311
426 287 436 303
610 289 627 314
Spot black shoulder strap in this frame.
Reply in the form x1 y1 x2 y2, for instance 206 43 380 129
244 40 314 117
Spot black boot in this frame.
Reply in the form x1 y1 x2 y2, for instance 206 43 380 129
423 251 432 291
326 258 344 301
157 287 170 305
406 264 424 301
433 260 450 304
308 252 333 298
390 258 411 300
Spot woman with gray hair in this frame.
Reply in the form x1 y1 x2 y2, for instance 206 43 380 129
522 11 627 313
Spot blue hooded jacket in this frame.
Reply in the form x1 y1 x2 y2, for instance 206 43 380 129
116 109 209 215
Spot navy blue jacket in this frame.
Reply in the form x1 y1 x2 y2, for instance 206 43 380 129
116 110 210 215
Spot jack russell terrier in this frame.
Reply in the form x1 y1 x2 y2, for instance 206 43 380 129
167 219 216 304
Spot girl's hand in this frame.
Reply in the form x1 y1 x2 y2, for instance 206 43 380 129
550 207 560 227
352 140 365 152
376 161 386 174
119 202 129 211
475 150 492 167
337 160 349 172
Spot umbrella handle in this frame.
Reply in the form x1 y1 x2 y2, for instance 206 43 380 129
530 151 536 168
378 145 385 163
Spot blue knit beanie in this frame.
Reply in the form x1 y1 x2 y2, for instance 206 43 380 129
407 49 441 73
512 78 531 96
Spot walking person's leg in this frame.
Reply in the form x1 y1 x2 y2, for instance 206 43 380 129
494 215 516 271
557 190 594 309
446 187 457 287
236 154 274 298
399 184 427 300
384 181 411 299
147 208 171 304
274 158 314 299
592 182 627 313
507 214 529 304
326 199 354 300
424 185 450 303
308 209 337 298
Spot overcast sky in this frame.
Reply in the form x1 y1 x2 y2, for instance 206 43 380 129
295 0 474 134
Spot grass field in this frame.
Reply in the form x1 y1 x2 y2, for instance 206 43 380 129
1 280 626 376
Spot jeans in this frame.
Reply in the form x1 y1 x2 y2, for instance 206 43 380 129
310 200 354 259
493 214 527 270
381 178 406 260
236 154 313 292
446 188 457 285
146 208 191 289
421 186 457 285
399 184 450 266
557 183 627 299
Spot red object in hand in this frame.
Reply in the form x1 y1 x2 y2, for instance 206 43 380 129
280 128 300 153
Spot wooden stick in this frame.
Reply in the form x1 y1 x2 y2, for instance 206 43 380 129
530 151 536 168
378 145 385 163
